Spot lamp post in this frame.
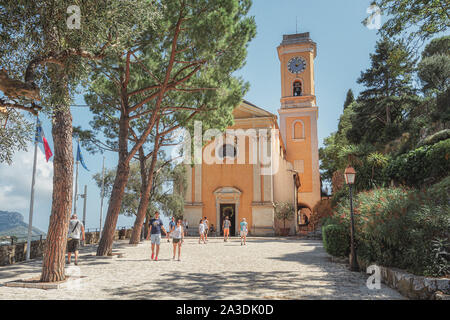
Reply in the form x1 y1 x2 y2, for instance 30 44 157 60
344 166 359 272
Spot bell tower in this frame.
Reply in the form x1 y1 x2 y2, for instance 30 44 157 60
277 32 321 215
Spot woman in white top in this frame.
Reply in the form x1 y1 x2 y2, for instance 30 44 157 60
172 220 184 261
198 219 206 244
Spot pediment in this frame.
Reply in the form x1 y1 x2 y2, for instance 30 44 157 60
233 100 274 119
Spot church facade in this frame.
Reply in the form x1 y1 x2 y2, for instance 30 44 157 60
183 33 321 236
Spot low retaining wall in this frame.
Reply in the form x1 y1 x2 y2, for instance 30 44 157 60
0 229 133 266
378 266 449 300
357 258 450 300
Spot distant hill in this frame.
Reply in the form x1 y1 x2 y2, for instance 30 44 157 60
0 211 46 239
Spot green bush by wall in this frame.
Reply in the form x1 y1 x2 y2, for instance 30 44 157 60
329 179 450 277
322 224 350 258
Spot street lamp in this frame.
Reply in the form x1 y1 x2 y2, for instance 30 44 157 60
344 166 359 272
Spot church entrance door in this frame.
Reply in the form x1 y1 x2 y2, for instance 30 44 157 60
220 204 236 236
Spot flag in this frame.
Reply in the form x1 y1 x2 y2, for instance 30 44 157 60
35 118 53 162
76 142 89 171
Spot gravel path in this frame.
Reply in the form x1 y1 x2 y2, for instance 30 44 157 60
0 238 404 300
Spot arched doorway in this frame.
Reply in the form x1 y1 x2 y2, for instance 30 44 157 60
214 187 242 236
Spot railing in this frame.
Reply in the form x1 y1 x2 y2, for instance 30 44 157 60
0 226 133 247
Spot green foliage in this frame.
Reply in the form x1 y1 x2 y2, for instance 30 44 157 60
343 89 354 110
425 238 450 277
422 36 450 58
0 0 159 112
385 139 450 187
417 129 450 148
322 224 350 258
334 183 450 277
418 54 450 93
0 110 33 164
375 0 450 42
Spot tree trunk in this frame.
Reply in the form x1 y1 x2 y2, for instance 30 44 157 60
96 115 130 256
40 107 73 282
144 215 149 239
129 145 159 244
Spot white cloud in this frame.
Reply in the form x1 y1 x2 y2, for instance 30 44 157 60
0 145 53 231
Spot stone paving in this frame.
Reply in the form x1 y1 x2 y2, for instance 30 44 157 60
0 237 404 300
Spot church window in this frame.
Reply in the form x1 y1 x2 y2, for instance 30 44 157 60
217 144 237 160
292 120 305 140
293 81 302 96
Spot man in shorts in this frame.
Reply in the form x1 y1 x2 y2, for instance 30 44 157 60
240 218 248 246
147 211 167 261
167 216 176 242
67 214 85 265
222 216 231 242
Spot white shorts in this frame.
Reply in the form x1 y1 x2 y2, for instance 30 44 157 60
151 233 161 245
240 231 248 237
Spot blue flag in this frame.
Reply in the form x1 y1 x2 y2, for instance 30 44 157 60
76 142 89 171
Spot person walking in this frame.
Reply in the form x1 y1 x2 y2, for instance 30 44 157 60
172 219 184 261
240 217 248 246
198 218 206 244
146 211 168 261
184 219 189 236
67 214 85 265
222 216 231 242
203 217 209 242
167 216 176 243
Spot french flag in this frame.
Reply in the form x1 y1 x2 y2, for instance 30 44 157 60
35 118 53 162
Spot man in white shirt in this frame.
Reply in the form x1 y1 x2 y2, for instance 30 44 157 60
67 214 85 265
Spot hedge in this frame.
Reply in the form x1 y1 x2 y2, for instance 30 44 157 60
322 224 350 258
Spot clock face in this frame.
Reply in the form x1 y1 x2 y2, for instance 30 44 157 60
288 57 306 74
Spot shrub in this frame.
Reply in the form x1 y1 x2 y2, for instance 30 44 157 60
333 183 450 277
322 224 350 258
385 138 450 187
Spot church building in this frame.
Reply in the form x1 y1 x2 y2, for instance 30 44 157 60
183 32 321 236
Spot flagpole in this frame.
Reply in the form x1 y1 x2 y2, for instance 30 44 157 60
26 116 39 261
99 156 105 237
73 139 80 215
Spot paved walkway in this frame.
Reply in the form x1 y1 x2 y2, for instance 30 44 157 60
0 238 404 300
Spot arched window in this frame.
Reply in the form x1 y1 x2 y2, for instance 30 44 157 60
292 120 305 140
293 81 302 96
217 144 237 160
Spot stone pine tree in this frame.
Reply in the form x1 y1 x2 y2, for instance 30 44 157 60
78 0 255 256
0 0 158 282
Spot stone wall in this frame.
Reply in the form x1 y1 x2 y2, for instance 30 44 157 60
357 258 450 300
0 229 133 267
0 239 46 266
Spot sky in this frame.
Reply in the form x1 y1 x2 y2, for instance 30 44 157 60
0 0 386 233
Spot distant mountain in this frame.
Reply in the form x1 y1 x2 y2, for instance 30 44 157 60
0 211 46 238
